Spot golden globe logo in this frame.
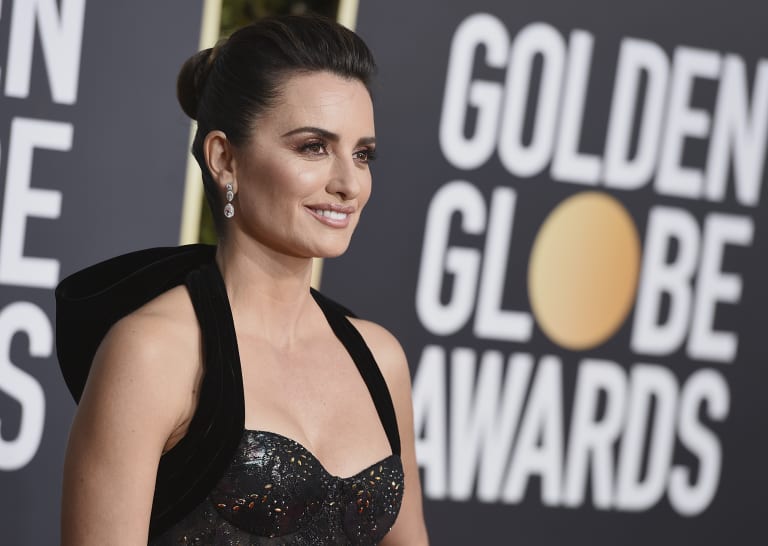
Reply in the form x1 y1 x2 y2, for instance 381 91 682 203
411 13 763 517
528 192 640 350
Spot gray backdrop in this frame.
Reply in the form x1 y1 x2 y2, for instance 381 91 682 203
321 0 768 544
2 1 766 544
0 1 203 544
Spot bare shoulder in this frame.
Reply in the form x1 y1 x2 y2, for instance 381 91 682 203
84 284 201 440
120 283 199 342
347 317 410 389
100 284 199 376
62 285 202 543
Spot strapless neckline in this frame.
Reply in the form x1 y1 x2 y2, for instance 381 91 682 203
241 428 400 481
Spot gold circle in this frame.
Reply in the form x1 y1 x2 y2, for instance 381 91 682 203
527 191 640 350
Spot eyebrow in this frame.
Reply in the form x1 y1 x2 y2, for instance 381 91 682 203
281 126 376 147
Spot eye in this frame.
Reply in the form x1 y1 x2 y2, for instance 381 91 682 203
300 140 328 156
353 148 377 163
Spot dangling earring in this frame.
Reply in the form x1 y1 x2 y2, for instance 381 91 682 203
224 183 235 218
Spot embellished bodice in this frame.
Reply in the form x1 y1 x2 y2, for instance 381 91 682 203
150 430 403 545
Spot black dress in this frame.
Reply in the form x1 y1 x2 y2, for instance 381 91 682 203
56 245 404 544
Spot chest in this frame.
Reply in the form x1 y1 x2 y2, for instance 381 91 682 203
236 333 392 477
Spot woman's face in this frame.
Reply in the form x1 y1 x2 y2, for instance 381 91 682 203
230 71 375 259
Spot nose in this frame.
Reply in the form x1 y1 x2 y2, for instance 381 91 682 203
327 154 362 201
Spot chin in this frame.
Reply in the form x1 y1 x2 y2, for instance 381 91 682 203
313 239 353 259
316 247 350 259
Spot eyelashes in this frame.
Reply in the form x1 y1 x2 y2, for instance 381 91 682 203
297 140 376 163
354 148 377 162
299 141 327 155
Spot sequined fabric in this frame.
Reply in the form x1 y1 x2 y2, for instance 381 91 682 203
150 430 404 545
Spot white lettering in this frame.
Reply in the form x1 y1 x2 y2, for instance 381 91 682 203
474 187 533 341
5 0 87 104
669 369 729 516
449 349 534 502
0 302 49 471
656 47 721 199
498 23 565 177
415 181 485 335
503 356 563 505
551 30 601 185
563 359 627 509
687 213 753 362
412 345 448 498
603 38 669 190
439 13 508 170
705 55 768 206
631 206 699 356
0 118 71 288
616 365 678 510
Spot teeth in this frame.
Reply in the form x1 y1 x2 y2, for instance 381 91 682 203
315 209 348 220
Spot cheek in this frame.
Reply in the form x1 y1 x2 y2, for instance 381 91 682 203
285 162 331 198
256 164 316 205
360 174 373 208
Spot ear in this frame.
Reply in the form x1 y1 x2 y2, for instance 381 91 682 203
204 130 237 192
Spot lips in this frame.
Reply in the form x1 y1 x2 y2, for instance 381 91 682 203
305 203 355 227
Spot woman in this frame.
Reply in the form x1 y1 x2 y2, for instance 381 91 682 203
57 15 428 545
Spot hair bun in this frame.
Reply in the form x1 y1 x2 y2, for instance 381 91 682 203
177 47 217 120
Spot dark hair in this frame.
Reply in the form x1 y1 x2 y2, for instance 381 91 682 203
177 15 377 233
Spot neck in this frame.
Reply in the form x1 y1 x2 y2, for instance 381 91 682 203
215 235 317 348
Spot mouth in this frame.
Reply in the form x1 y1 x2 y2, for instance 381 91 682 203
305 204 356 227
311 208 349 220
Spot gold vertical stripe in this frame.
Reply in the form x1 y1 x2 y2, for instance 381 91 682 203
310 258 324 289
179 0 223 245
311 0 361 288
337 0 360 30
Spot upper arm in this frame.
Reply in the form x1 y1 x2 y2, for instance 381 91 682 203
351 318 430 546
61 310 198 545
